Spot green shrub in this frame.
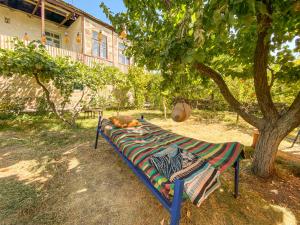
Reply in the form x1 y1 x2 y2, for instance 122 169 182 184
0 96 29 115
36 95 50 115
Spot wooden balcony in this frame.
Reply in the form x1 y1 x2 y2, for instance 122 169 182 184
0 34 115 68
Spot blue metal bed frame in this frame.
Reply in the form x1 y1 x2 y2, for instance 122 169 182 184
94 114 240 225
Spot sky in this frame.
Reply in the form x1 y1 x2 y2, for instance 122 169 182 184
63 0 126 24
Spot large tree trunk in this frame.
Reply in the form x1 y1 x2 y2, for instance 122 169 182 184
252 97 300 178
251 115 299 177
252 127 283 177
195 61 300 178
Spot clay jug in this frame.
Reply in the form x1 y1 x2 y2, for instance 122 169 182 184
171 102 191 122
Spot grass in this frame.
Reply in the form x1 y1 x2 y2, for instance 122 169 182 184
0 110 299 225
276 157 300 177
0 179 39 222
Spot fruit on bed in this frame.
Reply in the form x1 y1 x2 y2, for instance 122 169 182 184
109 115 141 128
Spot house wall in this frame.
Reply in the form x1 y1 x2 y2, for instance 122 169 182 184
0 5 130 72
0 4 131 111
0 75 63 111
83 17 129 72
65 16 82 53
83 17 114 63
0 5 70 49
0 74 114 112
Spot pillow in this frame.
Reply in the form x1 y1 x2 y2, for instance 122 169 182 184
109 115 141 128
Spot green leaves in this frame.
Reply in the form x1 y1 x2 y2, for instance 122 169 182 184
0 40 124 109
194 28 205 46
128 67 152 109
99 0 299 110
0 40 112 90
0 39 132 124
213 9 222 25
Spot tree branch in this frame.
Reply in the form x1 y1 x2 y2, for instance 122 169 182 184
253 8 279 121
267 66 276 89
60 100 67 116
71 89 86 123
195 62 264 128
277 91 300 137
34 74 72 126
164 0 171 9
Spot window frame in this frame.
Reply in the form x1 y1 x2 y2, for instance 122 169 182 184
45 31 61 48
100 35 108 59
91 31 108 60
118 42 130 65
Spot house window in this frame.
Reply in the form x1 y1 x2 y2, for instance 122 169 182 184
92 31 107 59
45 31 60 48
118 42 130 65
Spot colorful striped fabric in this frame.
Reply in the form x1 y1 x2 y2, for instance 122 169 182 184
101 119 243 200
170 159 220 206
149 146 185 180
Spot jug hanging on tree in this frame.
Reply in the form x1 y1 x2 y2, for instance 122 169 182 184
171 101 191 122
170 71 192 122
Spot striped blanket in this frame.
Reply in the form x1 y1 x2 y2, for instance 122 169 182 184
101 119 243 205
170 159 220 206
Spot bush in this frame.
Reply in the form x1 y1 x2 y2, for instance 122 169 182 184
36 95 50 115
0 41 112 126
0 96 29 115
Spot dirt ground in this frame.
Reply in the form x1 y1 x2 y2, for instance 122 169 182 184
0 110 299 225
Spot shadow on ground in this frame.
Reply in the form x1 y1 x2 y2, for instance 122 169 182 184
0 113 299 225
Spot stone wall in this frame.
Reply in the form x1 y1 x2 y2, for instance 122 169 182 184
0 75 92 111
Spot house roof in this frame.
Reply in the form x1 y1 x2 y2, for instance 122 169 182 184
0 0 115 30
49 0 114 30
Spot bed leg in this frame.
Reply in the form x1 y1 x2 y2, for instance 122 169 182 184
234 159 239 198
170 179 184 225
94 114 102 149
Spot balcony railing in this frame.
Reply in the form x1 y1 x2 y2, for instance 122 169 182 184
0 34 114 68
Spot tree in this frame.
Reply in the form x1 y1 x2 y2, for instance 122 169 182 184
108 67 132 112
0 40 105 126
127 66 152 108
101 0 300 177
147 73 166 110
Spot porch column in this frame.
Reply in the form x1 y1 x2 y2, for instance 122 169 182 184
41 0 45 36
81 16 85 54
